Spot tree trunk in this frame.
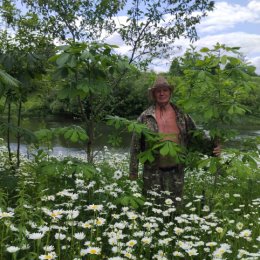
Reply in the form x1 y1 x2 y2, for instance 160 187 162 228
86 120 94 163
7 101 12 163
16 99 22 168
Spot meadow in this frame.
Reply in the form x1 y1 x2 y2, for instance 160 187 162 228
0 142 259 260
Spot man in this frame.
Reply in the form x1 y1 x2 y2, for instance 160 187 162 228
129 75 221 202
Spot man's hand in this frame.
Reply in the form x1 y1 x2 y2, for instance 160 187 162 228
213 144 221 157
129 173 138 180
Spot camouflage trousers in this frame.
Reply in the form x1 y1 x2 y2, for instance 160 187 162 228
142 166 184 203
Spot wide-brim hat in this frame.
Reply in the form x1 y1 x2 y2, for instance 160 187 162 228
149 75 173 91
148 76 173 101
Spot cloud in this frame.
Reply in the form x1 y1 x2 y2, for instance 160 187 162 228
248 0 260 12
101 1 260 75
250 56 260 74
147 32 260 73
198 1 260 34
194 32 260 56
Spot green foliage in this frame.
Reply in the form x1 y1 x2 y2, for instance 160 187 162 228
176 43 256 141
19 0 123 41
116 195 145 209
49 41 129 162
0 68 20 88
58 125 88 143
34 125 88 149
107 115 186 164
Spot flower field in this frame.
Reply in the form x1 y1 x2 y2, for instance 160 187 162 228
0 144 260 260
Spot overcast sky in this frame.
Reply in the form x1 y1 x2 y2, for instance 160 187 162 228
106 0 260 74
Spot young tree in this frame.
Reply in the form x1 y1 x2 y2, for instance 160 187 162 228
49 41 132 162
175 43 257 184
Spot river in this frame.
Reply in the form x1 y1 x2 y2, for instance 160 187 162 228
2 115 260 158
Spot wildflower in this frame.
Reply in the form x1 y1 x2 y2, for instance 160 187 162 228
48 210 64 220
216 227 223 233
43 245 55 252
82 221 93 229
0 211 14 219
108 237 118 246
133 231 143 238
224 193 230 198
239 229 252 238
186 248 198 256
114 222 127 229
10 224 18 232
39 226 50 233
66 210 79 219
123 251 135 259
233 193 241 197
237 249 249 258
236 222 244 230
159 231 168 236
85 247 101 255
213 243 231 258
113 170 123 180
6 246 20 253
178 241 192 250
173 251 184 257
95 217 106 226
185 202 192 207
127 212 138 220
27 233 44 240
54 233 66 240
83 241 91 247
141 237 152 245
39 252 57 259
202 205 210 212
126 240 137 247
165 198 173 205
74 232 86 240
206 242 217 247
21 244 30 250
174 227 184 236
87 204 103 212
154 250 167 260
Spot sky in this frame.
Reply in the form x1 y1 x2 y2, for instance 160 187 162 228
106 0 260 74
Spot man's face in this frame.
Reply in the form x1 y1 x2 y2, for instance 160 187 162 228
153 87 171 105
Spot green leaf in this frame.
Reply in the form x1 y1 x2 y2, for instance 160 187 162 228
204 108 214 119
200 47 210 53
221 55 227 65
64 129 74 140
138 150 155 164
160 143 170 156
197 71 206 80
70 131 78 142
56 53 71 67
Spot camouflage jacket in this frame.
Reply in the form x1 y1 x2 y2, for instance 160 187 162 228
129 103 214 176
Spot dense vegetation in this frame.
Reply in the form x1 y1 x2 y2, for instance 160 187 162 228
0 1 260 259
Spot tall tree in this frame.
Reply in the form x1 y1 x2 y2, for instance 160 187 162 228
17 0 125 42
115 0 214 67
4 0 215 66
0 4 55 167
